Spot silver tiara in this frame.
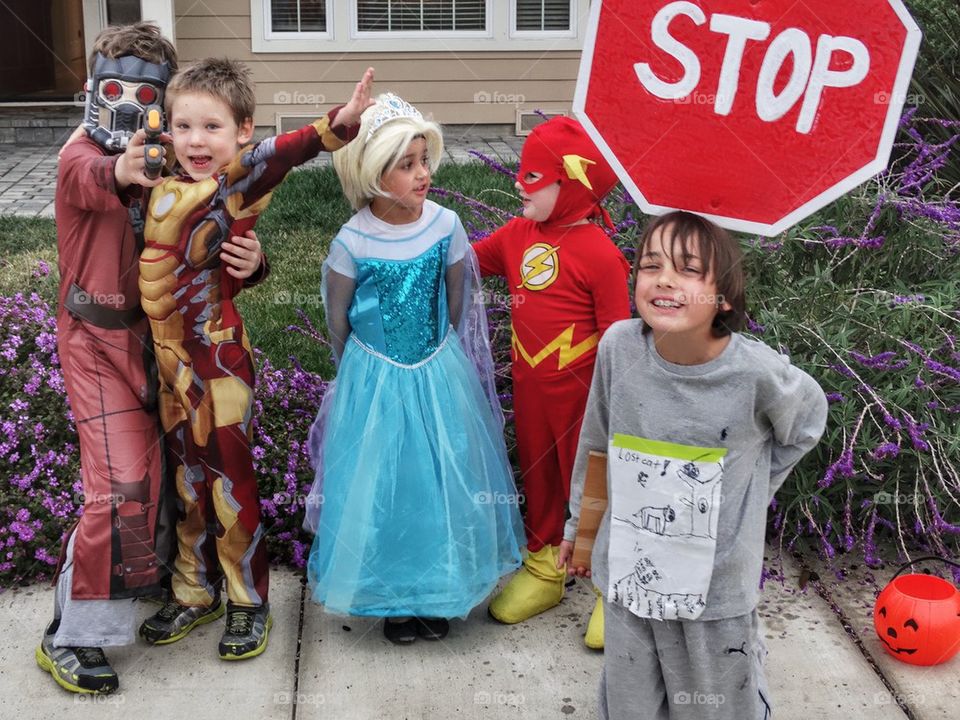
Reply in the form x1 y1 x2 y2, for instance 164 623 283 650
367 93 423 139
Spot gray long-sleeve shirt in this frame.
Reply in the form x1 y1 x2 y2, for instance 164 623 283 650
563 320 827 621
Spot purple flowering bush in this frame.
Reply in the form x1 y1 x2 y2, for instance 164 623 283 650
446 112 959 572
746 113 960 570
0 265 329 586
0 265 80 587
250 337 329 569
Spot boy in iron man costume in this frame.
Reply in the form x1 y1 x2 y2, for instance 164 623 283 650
473 117 631 648
130 59 373 661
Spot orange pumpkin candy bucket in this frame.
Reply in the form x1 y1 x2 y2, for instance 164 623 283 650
873 556 960 666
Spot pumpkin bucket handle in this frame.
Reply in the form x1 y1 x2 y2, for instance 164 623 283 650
890 555 960 581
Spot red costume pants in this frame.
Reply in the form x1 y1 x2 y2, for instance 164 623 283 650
56 314 164 599
160 326 269 608
513 363 595 552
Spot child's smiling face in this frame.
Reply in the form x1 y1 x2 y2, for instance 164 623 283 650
634 224 731 351
170 91 253 181
515 172 560 222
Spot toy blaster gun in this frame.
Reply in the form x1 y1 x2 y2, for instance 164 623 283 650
142 104 165 180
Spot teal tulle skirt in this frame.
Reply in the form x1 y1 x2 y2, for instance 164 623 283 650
305 332 524 618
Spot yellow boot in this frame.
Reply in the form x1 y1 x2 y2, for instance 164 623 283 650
489 545 566 624
584 590 604 649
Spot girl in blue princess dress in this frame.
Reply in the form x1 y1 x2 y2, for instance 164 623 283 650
303 93 524 644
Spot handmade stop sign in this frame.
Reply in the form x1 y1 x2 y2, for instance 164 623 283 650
574 0 922 236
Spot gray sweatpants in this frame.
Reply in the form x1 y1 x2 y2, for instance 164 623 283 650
53 530 137 648
600 600 772 720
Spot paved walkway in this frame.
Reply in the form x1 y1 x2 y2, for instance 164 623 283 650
1 551 956 719
0 133 523 219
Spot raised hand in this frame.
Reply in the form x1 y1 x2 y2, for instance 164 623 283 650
333 67 375 128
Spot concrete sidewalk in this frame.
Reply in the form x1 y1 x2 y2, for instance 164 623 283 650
0 130 523 220
1 552 955 719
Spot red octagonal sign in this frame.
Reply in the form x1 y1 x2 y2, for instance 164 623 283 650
574 0 922 236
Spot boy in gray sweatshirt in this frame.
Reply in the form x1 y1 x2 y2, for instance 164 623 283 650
559 211 827 720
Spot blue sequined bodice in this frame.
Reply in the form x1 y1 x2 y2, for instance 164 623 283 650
348 239 450 364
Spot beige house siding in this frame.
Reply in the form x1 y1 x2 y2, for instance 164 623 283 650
174 0 580 134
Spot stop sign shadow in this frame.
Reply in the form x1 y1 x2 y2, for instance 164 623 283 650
574 0 922 236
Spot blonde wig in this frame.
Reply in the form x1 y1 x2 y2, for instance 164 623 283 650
332 93 444 210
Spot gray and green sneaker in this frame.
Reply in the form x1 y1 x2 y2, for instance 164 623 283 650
139 596 225 645
218 603 272 660
35 621 119 694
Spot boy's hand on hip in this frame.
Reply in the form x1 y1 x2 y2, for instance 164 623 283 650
334 67 375 129
222 230 263 279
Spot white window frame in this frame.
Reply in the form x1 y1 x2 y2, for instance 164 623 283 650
262 0 333 41
351 0 492 40
509 0 577 39
251 0 588 52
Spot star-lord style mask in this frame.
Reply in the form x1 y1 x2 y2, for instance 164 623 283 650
83 53 172 152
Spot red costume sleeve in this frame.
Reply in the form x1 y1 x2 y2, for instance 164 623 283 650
213 107 358 308
471 222 511 277
58 141 128 212
227 106 358 210
590 242 632 336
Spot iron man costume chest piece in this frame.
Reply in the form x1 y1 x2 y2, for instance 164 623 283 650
139 177 226 331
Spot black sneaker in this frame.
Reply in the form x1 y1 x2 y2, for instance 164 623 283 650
218 603 272 660
415 617 450 640
35 621 119 694
139 597 224 645
383 617 418 645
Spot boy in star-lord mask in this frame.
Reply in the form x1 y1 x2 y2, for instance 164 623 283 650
472 117 630 648
37 23 264 695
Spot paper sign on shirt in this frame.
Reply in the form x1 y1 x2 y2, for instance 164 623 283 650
607 433 727 621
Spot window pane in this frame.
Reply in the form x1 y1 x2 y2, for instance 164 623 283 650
357 0 390 30
271 0 327 32
394 0 422 31
356 0 485 32
106 0 141 25
515 0 570 32
299 0 327 31
453 1 485 31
